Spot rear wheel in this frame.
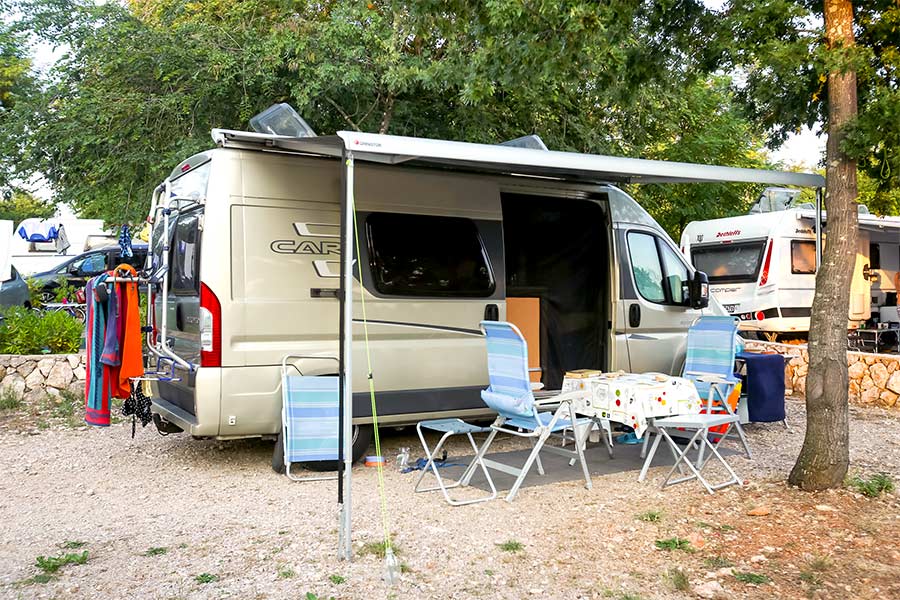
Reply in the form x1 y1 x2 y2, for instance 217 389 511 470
271 424 373 474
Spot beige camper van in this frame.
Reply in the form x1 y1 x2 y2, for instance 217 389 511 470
148 130 814 467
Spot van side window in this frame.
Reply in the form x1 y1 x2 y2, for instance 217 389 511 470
627 231 689 306
171 211 201 294
366 213 494 297
791 240 816 274
627 232 666 303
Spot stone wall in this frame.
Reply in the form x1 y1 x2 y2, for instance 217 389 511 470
0 353 86 403
744 341 900 409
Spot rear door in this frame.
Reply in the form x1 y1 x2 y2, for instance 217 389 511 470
163 207 203 367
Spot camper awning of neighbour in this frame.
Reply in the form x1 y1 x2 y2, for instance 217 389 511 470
211 129 826 188
797 209 900 233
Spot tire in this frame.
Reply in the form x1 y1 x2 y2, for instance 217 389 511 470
271 424 373 474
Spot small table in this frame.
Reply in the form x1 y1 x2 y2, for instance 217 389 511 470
850 326 899 353
561 372 702 438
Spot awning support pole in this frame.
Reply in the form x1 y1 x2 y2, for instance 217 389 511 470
338 149 354 561
815 187 823 270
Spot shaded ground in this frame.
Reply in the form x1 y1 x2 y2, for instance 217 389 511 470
0 397 897 599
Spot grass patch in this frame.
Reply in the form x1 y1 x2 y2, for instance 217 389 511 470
733 571 771 585
278 567 295 579
618 593 643 600
194 573 219 584
703 556 734 569
806 554 832 572
304 594 335 600
35 551 88 574
497 540 525 553
654 537 691 552
665 567 690 592
636 510 661 523
484 569 494 577
849 473 895 498
328 574 345 584
20 573 54 585
61 540 87 549
400 562 412 574
0 388 23 411
800 570 822 586
359 540 398 558
143 547 167 557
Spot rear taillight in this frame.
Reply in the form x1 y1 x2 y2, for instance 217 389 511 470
755 311 765 321
759 239 774 286
199 282 222 367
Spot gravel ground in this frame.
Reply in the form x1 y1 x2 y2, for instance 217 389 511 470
0 397 898 600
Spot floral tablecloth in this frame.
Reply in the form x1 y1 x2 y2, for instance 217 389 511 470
561 372 702 438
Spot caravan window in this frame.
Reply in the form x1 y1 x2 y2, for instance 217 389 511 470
366 213 494 297
791 240 817 274
690 241 766 284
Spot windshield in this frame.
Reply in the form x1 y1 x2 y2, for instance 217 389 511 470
690 241 766 284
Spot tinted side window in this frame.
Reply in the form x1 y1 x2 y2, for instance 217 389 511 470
171 211 201 294
661 244 689 304
791 240 816 274
366 213 494 297
628 232 666 303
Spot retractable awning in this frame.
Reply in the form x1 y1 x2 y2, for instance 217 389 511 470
212 129 826 188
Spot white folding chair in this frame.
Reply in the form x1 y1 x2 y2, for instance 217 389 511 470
414 418 497 506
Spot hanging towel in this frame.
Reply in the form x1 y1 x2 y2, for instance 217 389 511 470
110 264 144 398
85 275 112 427
100 281 120 367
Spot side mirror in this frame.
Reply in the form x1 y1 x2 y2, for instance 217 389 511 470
686 270 709 309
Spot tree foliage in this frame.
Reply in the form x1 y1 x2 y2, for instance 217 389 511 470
0 188 53 223
0 0 768 230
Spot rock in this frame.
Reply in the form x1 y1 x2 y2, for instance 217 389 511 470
46 361 74 389
848 361 867 379
0 365 5 380
66 354 81 369
16 362 35 378
814 504 837 512
9 356 25 368
24 368 44 391
747 506 771 516
860 375 874 391
37 358 56 377
1 373 26 397
46 387 61 398
848 354 859 364
796 364 808 377
864 356 876 365
750 554 767 563
794 377 806 397
694 580 726 599
688 531 706 550
860 387 880 405
870 362 889 388
23 388 45 405
73 366 86 381
848 380 860 399
887 360 898 374
887 371 900 395
879 390 898 408
67 381 84 397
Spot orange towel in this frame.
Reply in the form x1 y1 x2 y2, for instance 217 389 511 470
111 264 144 397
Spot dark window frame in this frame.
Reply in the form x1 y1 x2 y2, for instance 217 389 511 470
170 209 202 296
627 230 690 307
365 212 496 298
690 240 767 284
790 240 817 275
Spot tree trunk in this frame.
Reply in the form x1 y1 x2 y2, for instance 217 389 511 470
788 0 858 491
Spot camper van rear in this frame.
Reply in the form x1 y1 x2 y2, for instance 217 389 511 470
149 144 720 461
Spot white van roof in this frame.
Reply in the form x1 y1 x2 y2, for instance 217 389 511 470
211 129 825 188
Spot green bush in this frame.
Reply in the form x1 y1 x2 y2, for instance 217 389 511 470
0 307 82 354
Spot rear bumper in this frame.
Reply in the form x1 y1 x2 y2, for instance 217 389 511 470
151 366 221 436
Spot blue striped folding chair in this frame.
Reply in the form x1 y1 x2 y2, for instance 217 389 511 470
281 356 340 482
638 316 751 493
463 321 595 502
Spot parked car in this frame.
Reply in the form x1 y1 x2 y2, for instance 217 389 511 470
0 265 32 309
28 243 148 302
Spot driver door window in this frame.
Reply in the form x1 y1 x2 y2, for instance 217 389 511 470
73 253 107 276
628 232 689 305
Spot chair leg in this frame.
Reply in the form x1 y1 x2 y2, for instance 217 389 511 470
569 405 592 491
640 427 652 459
462 426 499 486
414 428 462 498
529 436 545 476
506 431 548 502
657 427 715 494
603 419 614 459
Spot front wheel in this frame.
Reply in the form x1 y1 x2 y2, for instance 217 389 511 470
272 424 373 474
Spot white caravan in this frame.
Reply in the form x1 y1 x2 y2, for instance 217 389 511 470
142 128 823 464
681 202 900 339
10 204 108 275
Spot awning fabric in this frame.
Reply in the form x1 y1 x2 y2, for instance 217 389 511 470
212 129 826 188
